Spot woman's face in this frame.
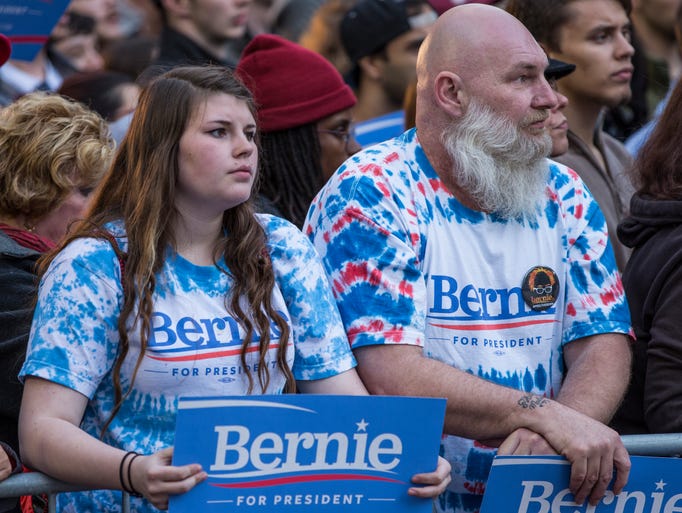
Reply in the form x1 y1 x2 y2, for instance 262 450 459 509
316 108 361 182
176 93 258 220
34 185 94 243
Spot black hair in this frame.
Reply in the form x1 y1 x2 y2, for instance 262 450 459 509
258 124 324 228
58 70 137 121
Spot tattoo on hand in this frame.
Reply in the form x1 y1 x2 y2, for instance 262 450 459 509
518 395 549 410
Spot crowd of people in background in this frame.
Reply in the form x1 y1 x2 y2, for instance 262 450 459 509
1 0 682 512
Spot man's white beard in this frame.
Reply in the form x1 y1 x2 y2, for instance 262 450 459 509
442 100 552 220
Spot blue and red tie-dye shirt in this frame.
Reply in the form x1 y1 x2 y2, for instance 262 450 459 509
304 128 631 513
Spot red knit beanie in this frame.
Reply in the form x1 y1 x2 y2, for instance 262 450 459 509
237 34 356 133
0 34 11 67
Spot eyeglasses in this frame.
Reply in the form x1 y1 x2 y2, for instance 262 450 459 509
317 126 355 154
533 286 553 295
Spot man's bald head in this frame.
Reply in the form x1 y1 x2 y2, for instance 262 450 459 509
417 4 546 94
419 4 516 79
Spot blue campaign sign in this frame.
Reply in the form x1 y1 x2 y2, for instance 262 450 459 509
481 454 682 513
170 395 446 513
0 1 70 61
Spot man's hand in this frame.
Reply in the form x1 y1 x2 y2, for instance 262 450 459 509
487 410 629 507
493 427 557 456
536 400 630 506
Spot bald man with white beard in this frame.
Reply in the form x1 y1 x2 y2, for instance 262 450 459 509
304 5 632 513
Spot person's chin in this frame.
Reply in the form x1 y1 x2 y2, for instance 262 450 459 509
226 24 248 40
604 88 632 109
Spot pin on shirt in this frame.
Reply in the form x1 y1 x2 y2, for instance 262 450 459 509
521 265 560 311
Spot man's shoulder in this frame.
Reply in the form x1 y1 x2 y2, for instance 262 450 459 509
557 133 593 167
598 130 633 166
546 157 587 191
154 26 235 68
561 129 631 169
325 132 426 199
544 158 605 220
305 133 427 234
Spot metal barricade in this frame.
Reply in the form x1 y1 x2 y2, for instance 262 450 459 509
621 433 682 456
0 472 132 513
0 434 680 512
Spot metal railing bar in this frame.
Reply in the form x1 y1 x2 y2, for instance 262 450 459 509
0 434 679 510
621 433 682 456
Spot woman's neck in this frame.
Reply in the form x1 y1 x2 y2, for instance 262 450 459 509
0 214 30 231
172 214 223 266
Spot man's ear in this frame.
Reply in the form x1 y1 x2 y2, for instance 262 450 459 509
434 70 465 118
357 54 385 81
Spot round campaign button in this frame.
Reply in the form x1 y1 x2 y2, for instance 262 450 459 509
521 266 560 311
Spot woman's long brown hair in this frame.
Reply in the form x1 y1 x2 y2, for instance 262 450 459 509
629 78 682 199
38 66 295 436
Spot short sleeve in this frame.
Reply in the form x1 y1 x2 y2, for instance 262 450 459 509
557 165 632 343
305 172 426 349
20 237 124 399
261 215 356 381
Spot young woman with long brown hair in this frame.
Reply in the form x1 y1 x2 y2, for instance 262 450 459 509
18 65 450 512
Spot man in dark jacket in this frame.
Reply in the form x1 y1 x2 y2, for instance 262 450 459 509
150 0 253 71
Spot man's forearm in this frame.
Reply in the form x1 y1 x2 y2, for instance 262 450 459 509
556 333 632 423
355 343 562 440
353 340 631 505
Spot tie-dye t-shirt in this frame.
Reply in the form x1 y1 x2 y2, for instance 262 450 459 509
304 129 631 513
20 214 355 513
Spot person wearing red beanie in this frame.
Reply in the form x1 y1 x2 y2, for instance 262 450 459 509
237 34 361 228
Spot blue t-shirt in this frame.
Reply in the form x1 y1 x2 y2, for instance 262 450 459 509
304 128 631 513
21 214 356 513
624 82 673 157
354 110 405 148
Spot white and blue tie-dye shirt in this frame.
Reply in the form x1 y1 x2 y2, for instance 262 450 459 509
304 128 631 513
20 214 356 513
